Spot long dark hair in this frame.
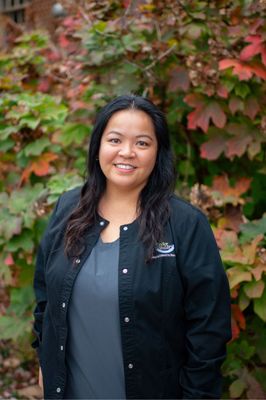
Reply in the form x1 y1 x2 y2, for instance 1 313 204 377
64 94 176 262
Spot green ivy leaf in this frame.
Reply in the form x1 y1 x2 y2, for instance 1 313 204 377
239 289 250 311
254 289 266 322
57 123 91 146
22 137 50 156
8 286 34 316
234 83 251 99
0 138 15 152
238 340 256 360
229 378 247 398
240 215 266 244
8 184 45 214
6 230 34 252
0 211 22 240
0 315 32 341
47 173 83 204
0 254 13 285
244 280 265 299
18 115 40 130
0 125 19 139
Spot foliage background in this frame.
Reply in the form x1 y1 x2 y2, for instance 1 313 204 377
0 0 266 398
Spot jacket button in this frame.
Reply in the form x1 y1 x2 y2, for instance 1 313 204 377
128 363 134 369
123 226 128 231
122 268 128 274
124 317 130 323
62 302 66 308
75 258 80 264
56 387 61 393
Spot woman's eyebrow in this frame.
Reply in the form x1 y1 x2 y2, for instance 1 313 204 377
107 131 154 140
107 130 123 136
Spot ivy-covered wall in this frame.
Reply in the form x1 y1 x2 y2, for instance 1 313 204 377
0 1 266 398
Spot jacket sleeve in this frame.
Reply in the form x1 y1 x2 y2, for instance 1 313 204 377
31 196 62 359
175 209 231 399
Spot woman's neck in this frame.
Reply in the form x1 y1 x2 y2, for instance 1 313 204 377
98 186 141 223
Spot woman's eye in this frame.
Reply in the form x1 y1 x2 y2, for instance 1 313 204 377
109 138 120 144
137 141 149 147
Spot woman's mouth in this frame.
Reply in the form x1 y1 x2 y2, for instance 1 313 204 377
114 163 136 171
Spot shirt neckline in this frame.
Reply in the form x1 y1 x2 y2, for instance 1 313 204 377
98 236 120 247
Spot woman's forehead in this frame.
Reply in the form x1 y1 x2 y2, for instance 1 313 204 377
104 109 155 134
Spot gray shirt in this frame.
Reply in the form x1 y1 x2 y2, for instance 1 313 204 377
65 237 126 399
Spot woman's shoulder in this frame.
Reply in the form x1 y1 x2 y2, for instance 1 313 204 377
48 186 82 228
57 185 82 210
168 193 207 223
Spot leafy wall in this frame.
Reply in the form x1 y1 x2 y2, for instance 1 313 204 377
0 1 266 398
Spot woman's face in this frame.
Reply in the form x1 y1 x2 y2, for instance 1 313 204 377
99 109 158 193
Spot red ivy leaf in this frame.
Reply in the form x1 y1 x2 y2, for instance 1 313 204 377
200 136 226 160
184 93 203 107
219 59 266 80
185 94 226 133
38 77 52 93
225 123 258 159
229 97 244 115
249 18 264 35
168 67 190 92
46 49 61 62
217 84 229 99
58 33 71 49
240 35 266 66
4 254 14 266
231 316 240 340
243 97 260 119
226 135 252 159
232 304 246 333
123 0 131 7
63 16 78 29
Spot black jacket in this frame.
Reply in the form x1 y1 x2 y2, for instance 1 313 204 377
32 187 231 399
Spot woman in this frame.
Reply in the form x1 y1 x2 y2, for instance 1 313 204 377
32 94 231 399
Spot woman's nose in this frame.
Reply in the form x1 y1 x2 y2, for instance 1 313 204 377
118 143 135 157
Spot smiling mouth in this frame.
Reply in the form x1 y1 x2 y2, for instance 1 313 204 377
114 163 136 170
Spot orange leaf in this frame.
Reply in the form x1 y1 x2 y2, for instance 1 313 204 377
242 234 264 265
252 263 266 281
227 266 252 288
214 228 238 250
212 175 251 197
21 153 58 183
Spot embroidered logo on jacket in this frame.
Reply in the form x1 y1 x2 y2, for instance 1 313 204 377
152 242 176 259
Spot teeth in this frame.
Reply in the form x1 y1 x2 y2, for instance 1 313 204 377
116 164 135 170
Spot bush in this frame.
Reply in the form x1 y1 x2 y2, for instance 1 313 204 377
0 1 265 397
